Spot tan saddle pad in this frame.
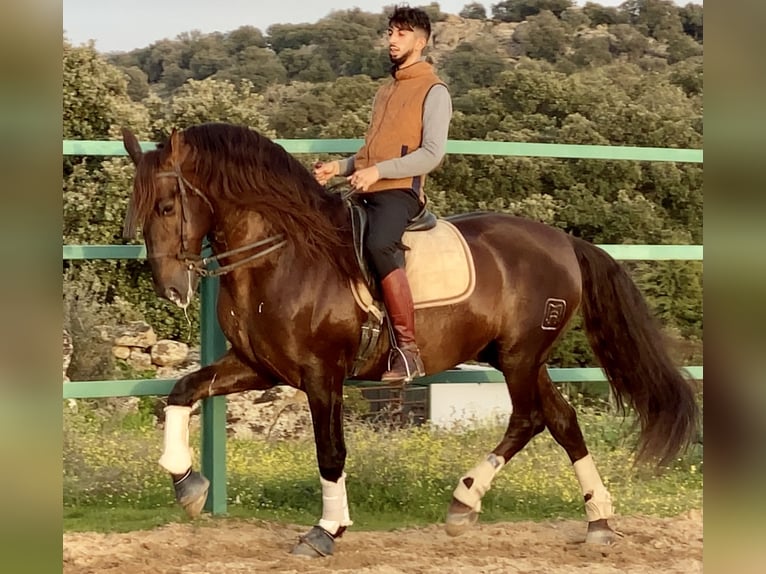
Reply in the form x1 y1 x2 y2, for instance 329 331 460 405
351 219 476 314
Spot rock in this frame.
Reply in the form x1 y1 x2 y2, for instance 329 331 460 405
112 346 131 360
128 348 155 371
151 340 189 367
93 324 117 342
156 363 199 379
114 321 157 349
226 387 311 440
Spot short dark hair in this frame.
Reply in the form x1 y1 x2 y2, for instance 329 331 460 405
388 5 432 40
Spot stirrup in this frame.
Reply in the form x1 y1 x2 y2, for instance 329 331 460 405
383 346 425 383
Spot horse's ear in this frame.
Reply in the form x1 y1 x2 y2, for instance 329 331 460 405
168 128 190 167
122 128 143 166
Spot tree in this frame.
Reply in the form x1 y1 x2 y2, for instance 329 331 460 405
323 8 388 33
665 31 703 64
278 46 336 82
678 3 703 42
143 39 185 83
417 2 448 22
513 11 571 63
570 35 613 68
619 0 683 42
608 24 650 61
267 24 319 52
160 63 192 91
560 8 591 31
224 25 267 54
460 2 487 19
189 42 233 80
121 66 150 101
492 0 573 22
63 40 151 146
441 43 506 94
581 2 626 26
668 56 703 97
215 46 287 91
153 78 273 136
312 20 381 77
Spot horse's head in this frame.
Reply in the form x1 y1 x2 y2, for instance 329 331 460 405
122 128 214 308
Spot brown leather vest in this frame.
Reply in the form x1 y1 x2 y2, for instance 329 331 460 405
355 61 444 200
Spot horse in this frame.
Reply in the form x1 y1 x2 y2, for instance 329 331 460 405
120 122 698 557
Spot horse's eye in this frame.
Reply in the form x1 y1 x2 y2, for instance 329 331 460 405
158 200 175 216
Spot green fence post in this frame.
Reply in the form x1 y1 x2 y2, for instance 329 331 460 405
200 275 228 515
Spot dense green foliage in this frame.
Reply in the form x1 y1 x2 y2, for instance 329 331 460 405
63 1 703 374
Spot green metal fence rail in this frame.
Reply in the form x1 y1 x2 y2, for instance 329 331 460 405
63 138 704 515
63 139 704 163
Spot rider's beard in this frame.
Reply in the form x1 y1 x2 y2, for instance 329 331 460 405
389 48 412 68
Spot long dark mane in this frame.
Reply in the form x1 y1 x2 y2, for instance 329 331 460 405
126 122 361 281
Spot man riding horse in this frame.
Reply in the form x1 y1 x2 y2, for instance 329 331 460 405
313 6 453 384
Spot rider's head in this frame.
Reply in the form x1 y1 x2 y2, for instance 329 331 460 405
387 6 431 68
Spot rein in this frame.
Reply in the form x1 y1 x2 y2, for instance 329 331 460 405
156 166 287 278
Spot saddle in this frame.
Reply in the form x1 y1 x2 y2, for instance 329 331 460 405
344 193 476 376
348 195 437 290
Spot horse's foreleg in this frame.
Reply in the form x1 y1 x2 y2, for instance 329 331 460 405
445 358 546 536
291 375 350 558
537 368 616 544
159 350 275 518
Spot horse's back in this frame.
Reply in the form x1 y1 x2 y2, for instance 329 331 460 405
446 211 579 268
445 211 582 323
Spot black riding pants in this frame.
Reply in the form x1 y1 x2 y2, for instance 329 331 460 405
361 189 421 280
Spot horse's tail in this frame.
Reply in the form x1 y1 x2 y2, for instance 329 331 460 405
570 236 699 466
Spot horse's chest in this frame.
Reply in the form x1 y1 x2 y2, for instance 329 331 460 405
219 300 294 372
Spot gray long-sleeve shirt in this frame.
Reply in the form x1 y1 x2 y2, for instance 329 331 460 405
337 83 452 179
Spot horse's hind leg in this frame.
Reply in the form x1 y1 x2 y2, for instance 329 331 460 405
445 355 546 536
537 368 616 544
160 350 275 518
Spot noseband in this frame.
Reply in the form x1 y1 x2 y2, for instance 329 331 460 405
156 165 287 277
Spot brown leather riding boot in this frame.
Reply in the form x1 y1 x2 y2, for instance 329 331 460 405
380 268 425 383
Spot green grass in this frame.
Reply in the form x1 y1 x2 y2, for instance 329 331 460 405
63 399 703 534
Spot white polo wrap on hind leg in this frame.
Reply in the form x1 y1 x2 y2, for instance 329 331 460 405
453 453 506 512
158 405 193 475
573 454 613 521
318 472 353 535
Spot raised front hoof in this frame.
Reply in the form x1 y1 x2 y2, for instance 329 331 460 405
173 470 210 519
291 525 339 558
585 519 616 545
445 497 479 537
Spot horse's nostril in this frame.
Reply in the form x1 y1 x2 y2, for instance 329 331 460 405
165 287 181 304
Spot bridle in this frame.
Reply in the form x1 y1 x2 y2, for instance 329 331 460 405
156 165 287 278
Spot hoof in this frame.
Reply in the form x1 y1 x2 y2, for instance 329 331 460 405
173 470 210 519
445 497 479 537
291 525 339 558
585 519 616 545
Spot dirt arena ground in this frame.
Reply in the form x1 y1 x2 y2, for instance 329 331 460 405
63 509 702 573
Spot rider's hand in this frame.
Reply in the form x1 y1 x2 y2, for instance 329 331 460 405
348 165 381 192
313 160 340 185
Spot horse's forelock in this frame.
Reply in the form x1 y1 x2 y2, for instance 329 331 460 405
124 149 163 238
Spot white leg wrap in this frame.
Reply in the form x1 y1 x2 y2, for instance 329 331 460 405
158 405 193 475
573 454 613 521
318 472 353 535
452 453 506 512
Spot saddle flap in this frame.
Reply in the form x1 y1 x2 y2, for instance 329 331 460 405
351 219 476 312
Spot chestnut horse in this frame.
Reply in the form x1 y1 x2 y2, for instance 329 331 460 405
121 123 698 557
